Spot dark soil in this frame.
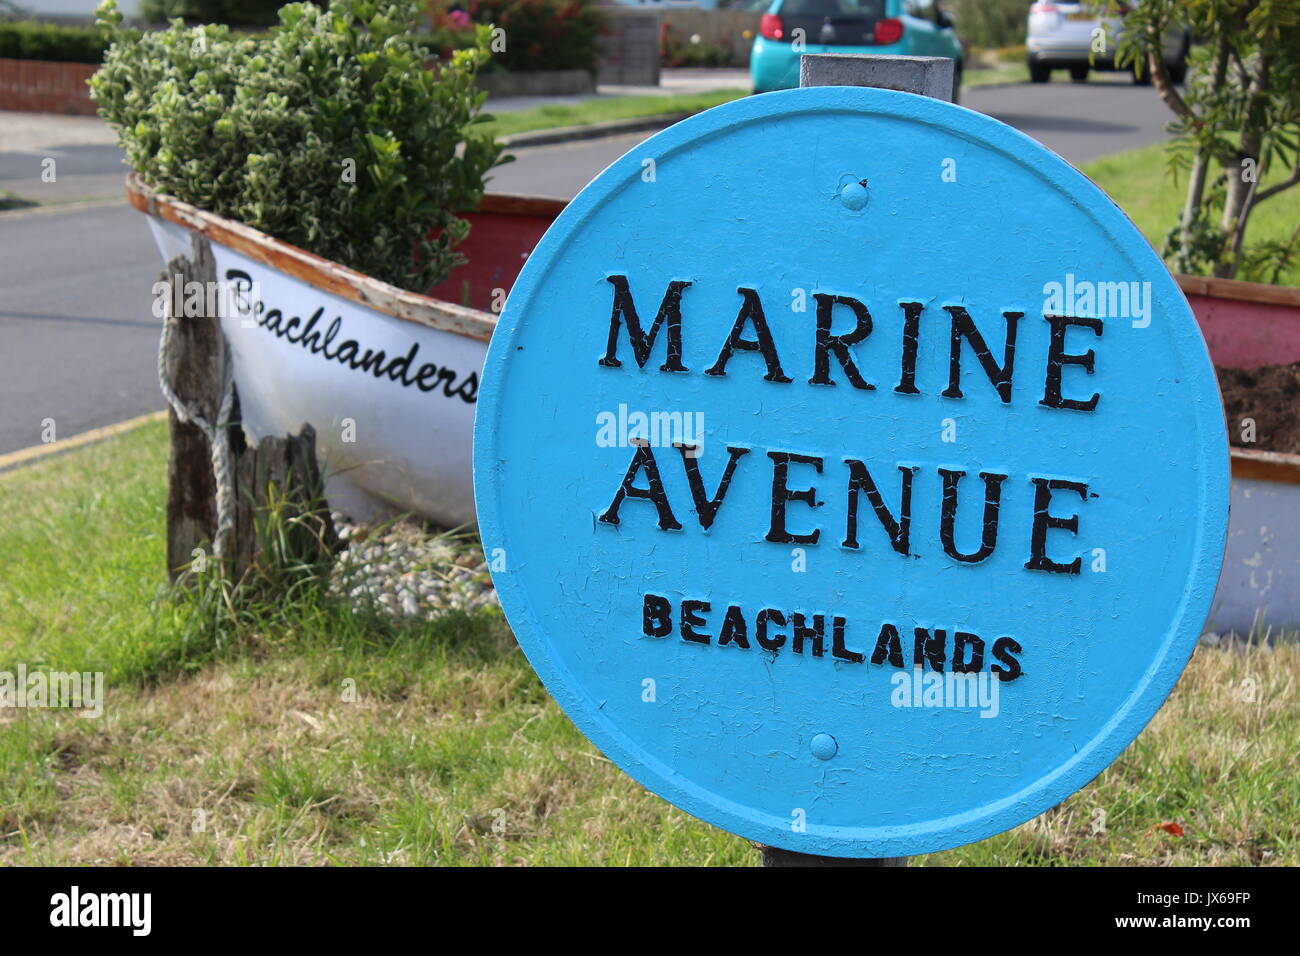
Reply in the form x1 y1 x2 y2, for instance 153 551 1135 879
1217 362 1300 454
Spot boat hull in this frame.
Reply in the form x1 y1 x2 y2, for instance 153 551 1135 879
129 173 558 528
146 214 484 526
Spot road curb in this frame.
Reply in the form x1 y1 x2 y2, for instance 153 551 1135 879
0 410 166 475
500 112 698 149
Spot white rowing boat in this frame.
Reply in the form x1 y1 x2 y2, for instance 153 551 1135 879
129 173 564 527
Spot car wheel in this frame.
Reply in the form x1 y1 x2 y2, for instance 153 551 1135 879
951 62 962 105
1131 58 1153 85
1069 65 1089 83
1029 62 1051 84
1167 59 1188 85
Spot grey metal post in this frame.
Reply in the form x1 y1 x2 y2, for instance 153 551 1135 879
758 53 955 870
799 52 955 103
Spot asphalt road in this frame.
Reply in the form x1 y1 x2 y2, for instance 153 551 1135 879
485 80 1172 197
0 80 1174 457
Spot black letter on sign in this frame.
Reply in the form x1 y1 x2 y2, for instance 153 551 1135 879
809 294 874 390
705 287 791 383
895 300 924 395
674 443 749 530
939 469 1008 563
1040 314 1102 412
766 452 823 545
942 306 1021 402
871 622 904 667
718 604 751 648
599 275 690 372
914 627 947 672
1025 477 1089 574
792 613 825 657
599 441 682 531
991 636 1023 682
643 593 672 638
843 460 918 554
681 600 711 644
756 609 787 652
832 616 863 663
952 631 985 673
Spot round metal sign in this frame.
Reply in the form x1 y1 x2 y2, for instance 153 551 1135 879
474 87 1229 857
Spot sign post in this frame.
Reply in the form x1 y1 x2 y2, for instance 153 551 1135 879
473 59 1230 865
760 53 954 868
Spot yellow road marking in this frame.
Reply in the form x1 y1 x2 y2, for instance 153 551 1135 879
0 410 167 474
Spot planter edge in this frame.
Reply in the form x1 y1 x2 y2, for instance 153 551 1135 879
126 173 512 343
1230 447 1300 484
1176 272 1300 309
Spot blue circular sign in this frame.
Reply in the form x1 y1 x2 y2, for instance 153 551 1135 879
474 87 1229 857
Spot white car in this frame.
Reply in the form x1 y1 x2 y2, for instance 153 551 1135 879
1026 1 1189 84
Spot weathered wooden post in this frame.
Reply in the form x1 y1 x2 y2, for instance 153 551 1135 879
473 62 1229 866
160 232 338 589
160 234 228 581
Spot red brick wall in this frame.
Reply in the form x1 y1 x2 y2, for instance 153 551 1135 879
0 58 98 115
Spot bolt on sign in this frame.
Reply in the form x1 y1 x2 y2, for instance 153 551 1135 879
474 87 1229 858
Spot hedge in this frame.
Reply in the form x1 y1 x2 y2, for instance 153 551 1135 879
0 20 125 63
3 0 606 71
137 0 287 27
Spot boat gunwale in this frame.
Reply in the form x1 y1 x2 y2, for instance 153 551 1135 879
1230 447 1300 484
125 173 567 343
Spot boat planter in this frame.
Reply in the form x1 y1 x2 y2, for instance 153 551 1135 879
131 171 1300 636
1177 274 1300 637
128 173 564 528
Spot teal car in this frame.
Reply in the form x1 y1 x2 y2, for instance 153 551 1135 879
750 0 964 99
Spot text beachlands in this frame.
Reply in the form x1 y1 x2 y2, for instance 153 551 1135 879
227 270 479 405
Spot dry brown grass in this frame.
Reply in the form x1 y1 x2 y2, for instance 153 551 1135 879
1 638 1294 866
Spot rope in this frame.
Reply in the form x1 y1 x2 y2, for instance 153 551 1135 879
158 290 237 561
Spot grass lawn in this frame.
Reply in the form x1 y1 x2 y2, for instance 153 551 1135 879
963 64 1029 88
1083 143 1300 287
481 74 1030 141
482 89 749 140
482 68 1029 142
1 422 1296 866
